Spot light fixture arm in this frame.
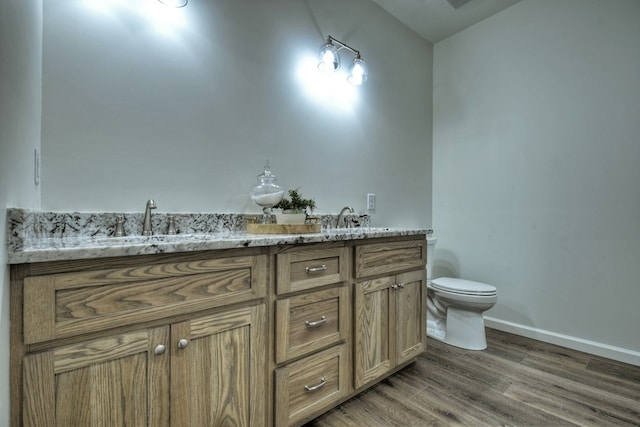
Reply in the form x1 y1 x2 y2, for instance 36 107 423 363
326 36 361 57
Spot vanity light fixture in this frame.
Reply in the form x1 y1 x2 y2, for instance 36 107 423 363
318 36 368 85
158 0 188 7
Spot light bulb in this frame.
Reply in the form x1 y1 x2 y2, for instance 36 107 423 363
318 41 339 72
158 0 188 7
348 57 368 85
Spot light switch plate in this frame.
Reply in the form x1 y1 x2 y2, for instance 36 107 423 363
34 148 40 186
367 193 376 210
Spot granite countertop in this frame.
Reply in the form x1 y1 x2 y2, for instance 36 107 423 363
6 209 428 264
9 228 427 264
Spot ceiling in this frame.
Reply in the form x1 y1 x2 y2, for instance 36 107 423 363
370 0 522 43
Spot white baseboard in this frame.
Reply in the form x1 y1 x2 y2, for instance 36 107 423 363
484 317 640 367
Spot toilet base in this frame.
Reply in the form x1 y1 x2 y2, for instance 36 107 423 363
436 306 488 350
426 318 446 340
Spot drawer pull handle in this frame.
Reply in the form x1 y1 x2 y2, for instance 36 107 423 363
154 344 166 355
305 316 327 328
177 339 189 349
304 377 327 392
305 265 327 274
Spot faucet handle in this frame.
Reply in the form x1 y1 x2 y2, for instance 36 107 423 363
114 214 125 237
167 215 177 235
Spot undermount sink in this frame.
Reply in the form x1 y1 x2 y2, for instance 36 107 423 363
329 226 390 231
88 228 399 247
92 234 214 245
323 226 392 235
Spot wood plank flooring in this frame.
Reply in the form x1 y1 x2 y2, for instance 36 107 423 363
304 328 640 426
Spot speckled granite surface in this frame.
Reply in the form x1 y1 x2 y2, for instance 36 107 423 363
7 208 426 264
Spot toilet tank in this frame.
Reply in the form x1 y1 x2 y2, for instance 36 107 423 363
427 236 437 282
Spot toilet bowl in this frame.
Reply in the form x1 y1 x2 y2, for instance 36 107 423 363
426 236 497 350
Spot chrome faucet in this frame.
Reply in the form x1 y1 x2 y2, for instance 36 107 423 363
336 206 355 229
143 199 157 236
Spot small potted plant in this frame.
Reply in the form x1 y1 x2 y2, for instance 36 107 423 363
273 188 316 224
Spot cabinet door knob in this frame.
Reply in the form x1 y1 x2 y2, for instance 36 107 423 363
154 344 166 355
304 377 327 392
305 316 327 328
177 339 189 349
391 284 398 290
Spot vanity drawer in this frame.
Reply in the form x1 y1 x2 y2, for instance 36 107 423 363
355 238 426 278
23 252 267 344
275 286 349 364
276 245 348 295
275 344 349 426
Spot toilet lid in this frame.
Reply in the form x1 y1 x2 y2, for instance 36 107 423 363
431 277 496 296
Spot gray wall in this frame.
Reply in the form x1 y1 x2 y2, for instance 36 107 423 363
433 0 640 363
0 0 42 424
41 0 433 228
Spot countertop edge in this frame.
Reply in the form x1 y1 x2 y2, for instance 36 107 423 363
8 228 428 264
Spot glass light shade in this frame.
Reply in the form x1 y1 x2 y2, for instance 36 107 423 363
318 42 340 72
347 57 368 85
158 0 188 7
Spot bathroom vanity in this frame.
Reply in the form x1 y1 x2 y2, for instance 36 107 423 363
8 210 427 427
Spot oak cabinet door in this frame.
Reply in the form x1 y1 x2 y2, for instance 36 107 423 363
23 327 170 427
354 276 395 389
171 305 267 427
354 269 426 389
395 270 426 366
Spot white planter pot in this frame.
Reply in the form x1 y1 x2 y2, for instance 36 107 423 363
274 213 306 225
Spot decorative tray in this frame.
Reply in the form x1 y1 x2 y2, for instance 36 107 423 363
246 223 321 234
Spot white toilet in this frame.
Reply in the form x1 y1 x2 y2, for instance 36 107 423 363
426 236 498 350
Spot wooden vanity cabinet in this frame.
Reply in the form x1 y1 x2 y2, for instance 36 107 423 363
11 234 428 427
353 238 427 388
12 249 268 427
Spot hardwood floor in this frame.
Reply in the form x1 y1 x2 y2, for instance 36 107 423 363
305 328 640 426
